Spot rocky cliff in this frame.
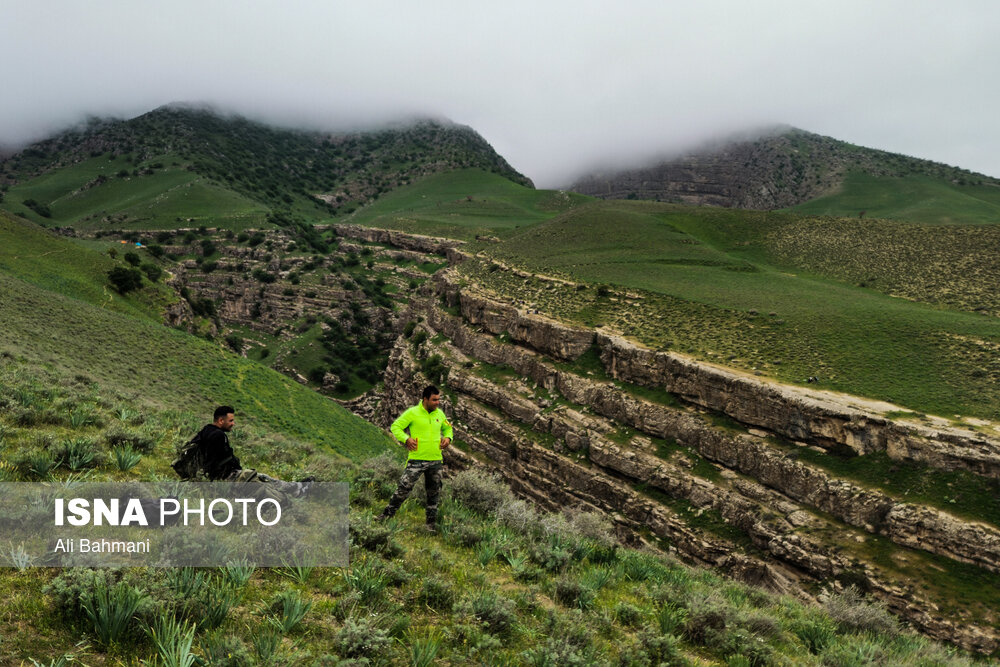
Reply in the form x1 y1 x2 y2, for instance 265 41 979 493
361 228 1000 653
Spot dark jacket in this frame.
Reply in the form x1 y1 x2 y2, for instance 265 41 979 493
195 424 241 480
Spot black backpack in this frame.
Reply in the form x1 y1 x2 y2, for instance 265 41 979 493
171 431 208 480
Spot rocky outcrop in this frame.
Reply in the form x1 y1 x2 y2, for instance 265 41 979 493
430 267 1000 479
597 331 1000 478
330 224 466 256
383 325 1000 653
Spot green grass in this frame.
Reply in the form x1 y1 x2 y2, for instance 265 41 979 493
1 154 271 231
0 210 175 321
347 168 591 239
0 269 388 460
791 170 1000 225
0 354 992 664
470 200 1000 420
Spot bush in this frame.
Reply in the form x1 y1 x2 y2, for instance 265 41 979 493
107 266 144 294
417 579 457 611
462 590 517 636
823 586 899 636
123 251 141 266
335 613 391 659
448 469 509 515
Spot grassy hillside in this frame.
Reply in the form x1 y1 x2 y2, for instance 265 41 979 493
0 361 983 665
790 170 1000 224
0 105 532 231
473 200 1000 420
347 168 590 240
0 210 390 459
0 209 175 320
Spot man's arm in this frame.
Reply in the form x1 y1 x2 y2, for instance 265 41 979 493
390 408 414 444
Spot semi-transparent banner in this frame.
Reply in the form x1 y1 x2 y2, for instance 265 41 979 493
0 482 348 567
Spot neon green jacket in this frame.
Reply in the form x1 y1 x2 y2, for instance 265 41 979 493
390 403 454 461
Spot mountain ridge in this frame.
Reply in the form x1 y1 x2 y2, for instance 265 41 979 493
569 126 1000 211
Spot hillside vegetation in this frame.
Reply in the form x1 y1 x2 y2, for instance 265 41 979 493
0 212 389 458
0 105 530 230
348 167 590 240
0 360 981 666
470 200 1000 420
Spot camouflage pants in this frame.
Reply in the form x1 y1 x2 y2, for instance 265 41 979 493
225 468 308 500
384 460 443 521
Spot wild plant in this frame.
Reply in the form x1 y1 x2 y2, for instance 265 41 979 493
69 408 97 429
144 614 197 667
475 540 501 566
793 617 836 655
197 580 241 631
581 565 615 591
335 613 391 660
463 589 518 637
81 580 146 646
268 588 312 633
416 579 456 611
199 631 252 667
166 567 206 597
62 437 96 471
6 542 34 569
116 406 145 425
343 559 388 604
553 576 596 611
221 558 255 588
28 450 60 479
404 628 443 667
823 586 899 636
276 560 314 584
111 445 142 471
251 626 282 666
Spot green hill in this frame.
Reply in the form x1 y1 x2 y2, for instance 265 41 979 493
0 210 390 459
571 127 1000 224
347 167 591 240
789 169 1000 224
473 200 1000 420
0 104 530 231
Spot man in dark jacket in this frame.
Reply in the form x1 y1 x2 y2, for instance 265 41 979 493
178 406 312 496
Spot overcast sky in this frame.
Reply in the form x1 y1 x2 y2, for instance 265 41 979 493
1 1 997 187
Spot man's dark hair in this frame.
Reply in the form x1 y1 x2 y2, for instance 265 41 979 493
422 385 439 399
214 405 235 420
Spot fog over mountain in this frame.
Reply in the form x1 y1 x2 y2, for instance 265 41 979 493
2 0 998 187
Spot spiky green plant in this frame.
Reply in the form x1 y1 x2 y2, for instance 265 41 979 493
268 588 312 634
111 445 142 471
404 628 443 667
81 580 145 646
144 614 196 667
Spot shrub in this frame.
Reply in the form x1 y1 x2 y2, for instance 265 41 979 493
462 590 517 636
349 515 402 557
139 263 162 282
107 266 144 294
417 579 456 611
823 586 899 636
448 469 509 515
200 632 252 667
554 576 597 611
123 251 141 267
335 613 391 659
104 425 155 452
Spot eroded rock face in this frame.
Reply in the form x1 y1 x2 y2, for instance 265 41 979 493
596 331 1000 478
366 232 1000 653
331 224 466 255
382 326 1000 653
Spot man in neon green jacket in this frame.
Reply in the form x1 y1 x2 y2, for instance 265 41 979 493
376 384 453 529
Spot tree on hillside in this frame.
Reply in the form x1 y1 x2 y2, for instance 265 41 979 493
107 266 144 294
